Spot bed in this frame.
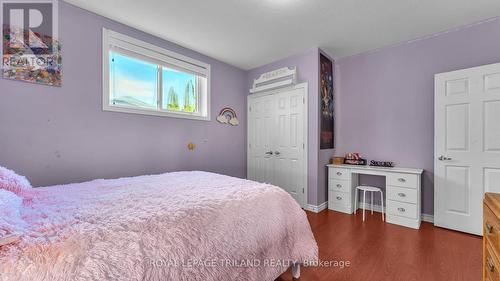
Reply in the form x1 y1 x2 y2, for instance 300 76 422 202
0 171 317 281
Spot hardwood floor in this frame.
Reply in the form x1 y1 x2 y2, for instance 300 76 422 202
277 210 482 281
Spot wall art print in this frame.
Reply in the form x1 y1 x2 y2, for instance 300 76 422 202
320 53 334 149
2 0 62 86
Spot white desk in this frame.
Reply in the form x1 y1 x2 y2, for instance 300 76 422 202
327 164 424 229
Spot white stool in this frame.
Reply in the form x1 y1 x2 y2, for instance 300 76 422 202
354 185 385 222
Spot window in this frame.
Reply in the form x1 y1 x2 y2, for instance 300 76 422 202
102 29 210 120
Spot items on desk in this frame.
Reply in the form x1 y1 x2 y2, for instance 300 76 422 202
370 160 395 167
346 153 360 160
344 153 367 165
331 156 344 165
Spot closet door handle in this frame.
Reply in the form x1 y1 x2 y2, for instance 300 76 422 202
397 207 406 212
265 151 273 155
274 151 281 156
438 155 452 161
397 193 406 198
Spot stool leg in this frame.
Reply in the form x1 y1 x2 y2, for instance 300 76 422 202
380 190 385 222
371 191 374 215
354 188 358 214
362 190 366 222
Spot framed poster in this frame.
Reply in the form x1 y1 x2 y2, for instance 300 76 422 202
2 0 62 86
320 53 334 149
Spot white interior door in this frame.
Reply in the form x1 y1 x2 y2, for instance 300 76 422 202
274 89 306 206
435 62 500 235
247 94 275 184
247 84 308 208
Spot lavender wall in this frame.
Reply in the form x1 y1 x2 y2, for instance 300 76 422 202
0 2 247 187
247 49 322 205
336 17 500 215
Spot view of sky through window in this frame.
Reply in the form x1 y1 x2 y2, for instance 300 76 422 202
109 51 198 113
109 52 158 109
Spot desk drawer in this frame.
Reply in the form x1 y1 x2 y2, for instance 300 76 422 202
387 186 418 204
329 190 351 205
387 200 418 219
485 205 500 254
387 173 418 189
329 168 351 181
329 179 351 193
485 242 500 281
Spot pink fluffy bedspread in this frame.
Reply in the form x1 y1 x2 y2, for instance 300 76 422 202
0 171 317 281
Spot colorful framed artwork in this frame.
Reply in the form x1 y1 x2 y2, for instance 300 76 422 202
320 53 334 149
2 0 62 86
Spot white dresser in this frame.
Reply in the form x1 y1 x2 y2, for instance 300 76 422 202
327 164 424 229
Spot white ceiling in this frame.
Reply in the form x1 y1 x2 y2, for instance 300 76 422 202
64 0 500 70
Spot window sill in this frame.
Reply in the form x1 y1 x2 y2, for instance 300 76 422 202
103 104 211 121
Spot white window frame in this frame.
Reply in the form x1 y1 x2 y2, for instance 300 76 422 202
102 28 211 121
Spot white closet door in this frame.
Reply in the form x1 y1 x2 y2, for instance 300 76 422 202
435 62 500 235
274 89 306 206
247 94 275 185
247 84 308 208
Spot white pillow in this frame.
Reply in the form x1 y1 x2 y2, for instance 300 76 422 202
0 189 25 237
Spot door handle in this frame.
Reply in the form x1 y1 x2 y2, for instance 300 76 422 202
274 151 281 156
265 151 273 155
438 155 452 161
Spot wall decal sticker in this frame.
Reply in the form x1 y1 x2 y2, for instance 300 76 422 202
216 107 239 126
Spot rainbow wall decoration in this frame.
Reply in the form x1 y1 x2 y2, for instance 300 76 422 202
216 107 239 126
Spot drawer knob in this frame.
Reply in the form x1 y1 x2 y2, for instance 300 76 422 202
337 172 342 176
398 178 406 183
397 207 406 212
397 193 406 197
487 223 493 234
487 257 495 273
336 184 342 188
336 196 342 200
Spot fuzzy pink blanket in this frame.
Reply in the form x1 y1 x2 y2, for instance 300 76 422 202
0 171 317 281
